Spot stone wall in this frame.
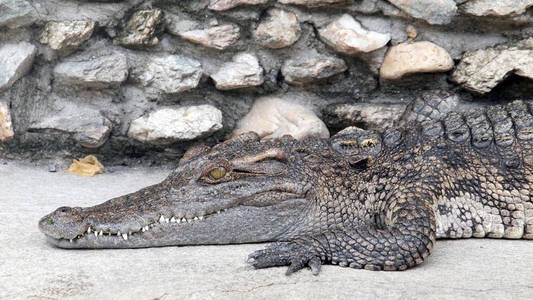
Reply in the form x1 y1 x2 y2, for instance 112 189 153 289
1 0 532 165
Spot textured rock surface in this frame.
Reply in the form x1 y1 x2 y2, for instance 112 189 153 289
282 54 347 85
176 24 240 50
253 8 300 49
0 0 37 28
323 103 406 130
115 9 163 47
128 105 223 145
451 44 533 94
131 54 203 95
279 0 348 7
53 51 128 88
208 0 268 11
29 103 112 148
380 41 454 80
319 14 390 54
462 0 533 17
232 97 329 140
0 42 36 91
39 20 96 50
211 53 264 90
1 0 532 164
387 0 457 24
0 101 14 141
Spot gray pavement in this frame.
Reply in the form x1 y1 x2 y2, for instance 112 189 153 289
1 160 532 300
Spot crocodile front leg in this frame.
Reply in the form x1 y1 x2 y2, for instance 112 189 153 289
248 196 437 274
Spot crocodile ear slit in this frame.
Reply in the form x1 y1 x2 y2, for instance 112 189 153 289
179 144 211 166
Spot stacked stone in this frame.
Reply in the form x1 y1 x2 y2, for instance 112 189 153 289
1 0 532 163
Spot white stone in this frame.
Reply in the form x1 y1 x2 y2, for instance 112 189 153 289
0 101 14 142
253 8 300 49
39 20 96 50
133 54 203 95
232 97 329 140
0 42 37 91
386 0 457 25
177 24 240 50
53 51 128 88
462 0 533 17
0 0 38 28
278 0 348 7
451 45 533 94
319 14 390 54
128 105 223 145
281 54 347 85
208 0 268 11
29 102 112 148
211 53 264 90
380 41 454 80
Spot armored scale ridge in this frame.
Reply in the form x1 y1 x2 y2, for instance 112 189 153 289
39 91 533 275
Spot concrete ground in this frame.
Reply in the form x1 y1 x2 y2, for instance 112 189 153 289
1 160 532 300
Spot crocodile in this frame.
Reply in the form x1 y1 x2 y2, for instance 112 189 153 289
39 91 533 275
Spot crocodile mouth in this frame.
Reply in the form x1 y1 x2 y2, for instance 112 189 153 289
43 191 306 248
44 208 231 248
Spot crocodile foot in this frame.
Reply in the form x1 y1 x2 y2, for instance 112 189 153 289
247 241 322 275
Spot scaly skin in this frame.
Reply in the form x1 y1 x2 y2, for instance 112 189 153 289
39 92 533 275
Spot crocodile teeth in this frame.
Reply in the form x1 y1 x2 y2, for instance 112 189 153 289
98 230 103 236
94 231 98 238
69 239 73 243
141 227 146 232
194 216 199 221
87 227 92 234
159 216 165 223
122 233 128 240
170 217 176 223
181 218 187 223
199 216 204 220
117 231 121 236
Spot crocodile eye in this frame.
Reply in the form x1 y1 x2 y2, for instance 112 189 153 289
209 167 227 180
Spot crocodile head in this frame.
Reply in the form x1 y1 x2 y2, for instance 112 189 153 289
39 133 337 248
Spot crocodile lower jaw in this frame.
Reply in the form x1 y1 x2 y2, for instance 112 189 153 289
45 209 229 247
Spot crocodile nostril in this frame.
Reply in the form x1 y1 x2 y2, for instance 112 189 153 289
58 206 72 213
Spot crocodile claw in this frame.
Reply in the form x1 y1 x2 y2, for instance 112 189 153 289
248 241 322 276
